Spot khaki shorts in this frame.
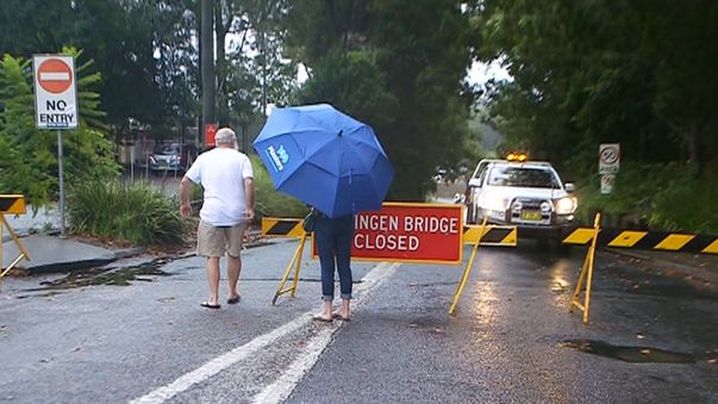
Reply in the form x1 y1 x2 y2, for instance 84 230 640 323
197 220 248 258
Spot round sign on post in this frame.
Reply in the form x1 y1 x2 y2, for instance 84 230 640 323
37 59 74 94
599 143 620 174
601 174 615 194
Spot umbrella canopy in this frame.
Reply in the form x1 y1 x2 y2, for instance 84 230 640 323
253 104 394 218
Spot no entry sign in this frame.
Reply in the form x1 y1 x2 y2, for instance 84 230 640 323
33 55 78 129
313 202 464 264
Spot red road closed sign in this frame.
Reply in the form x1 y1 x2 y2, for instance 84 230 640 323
314 202 464 264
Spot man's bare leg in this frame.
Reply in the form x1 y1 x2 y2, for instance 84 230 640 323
206 257 221 306
227 255 241 301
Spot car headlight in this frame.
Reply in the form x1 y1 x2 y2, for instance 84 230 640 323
554 197 578 215
511 200 523 212
481 196 509 212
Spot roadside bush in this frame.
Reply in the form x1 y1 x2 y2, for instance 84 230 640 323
68 180 186 246
575 162 718 234
251 155 309 218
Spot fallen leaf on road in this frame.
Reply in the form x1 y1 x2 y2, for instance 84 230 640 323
707 358 717 364
636 333 645 339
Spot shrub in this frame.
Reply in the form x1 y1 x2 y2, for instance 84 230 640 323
68 180 187 246
575 162 718 234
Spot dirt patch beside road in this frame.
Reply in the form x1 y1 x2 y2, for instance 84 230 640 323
603 249 718 293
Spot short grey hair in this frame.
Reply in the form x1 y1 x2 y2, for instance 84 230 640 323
215 127 237 146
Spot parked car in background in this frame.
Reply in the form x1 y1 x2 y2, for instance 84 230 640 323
149 143 197 172
460 153 578 239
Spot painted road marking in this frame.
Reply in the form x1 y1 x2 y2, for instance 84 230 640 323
250 262 401 404
129 262 400 404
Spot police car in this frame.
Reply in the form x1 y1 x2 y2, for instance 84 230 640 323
461 153 578 237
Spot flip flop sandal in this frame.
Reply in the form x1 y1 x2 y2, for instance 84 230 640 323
312 315 333 323
200 301 221 309
227 296 241 305
332 313 351 322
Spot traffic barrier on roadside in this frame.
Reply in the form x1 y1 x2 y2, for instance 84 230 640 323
0 194 25 215
0 194 31 290
261 217 304 238
570 213 601 324
463 225 517 246
563 227 718 255
262 217 518 247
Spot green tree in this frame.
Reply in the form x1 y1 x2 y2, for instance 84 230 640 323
471 0 718 176
285 0 474 200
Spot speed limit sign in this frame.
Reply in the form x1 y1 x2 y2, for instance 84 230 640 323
599 143 620 174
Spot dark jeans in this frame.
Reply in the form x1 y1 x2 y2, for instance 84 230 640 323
314 213 354 301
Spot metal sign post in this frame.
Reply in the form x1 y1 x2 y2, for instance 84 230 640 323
57 130 66 236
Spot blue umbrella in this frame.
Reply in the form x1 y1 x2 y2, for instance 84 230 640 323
253 104 395 218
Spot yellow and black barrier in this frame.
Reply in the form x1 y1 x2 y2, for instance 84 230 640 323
261 217 305 238
0 194 26 215
1 194 31 289
463 225 517 246
563 227 718 255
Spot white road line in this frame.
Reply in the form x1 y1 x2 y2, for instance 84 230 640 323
250 262 401 404
129 262 399 404
250 327 335 404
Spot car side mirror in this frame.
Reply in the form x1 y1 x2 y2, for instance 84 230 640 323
564 182 576 193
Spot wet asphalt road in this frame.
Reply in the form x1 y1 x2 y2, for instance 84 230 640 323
1 240 717 403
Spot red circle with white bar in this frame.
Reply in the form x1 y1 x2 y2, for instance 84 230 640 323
38 59 73 94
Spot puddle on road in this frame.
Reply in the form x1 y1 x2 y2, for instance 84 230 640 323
37 259 171 289
561 339 697 364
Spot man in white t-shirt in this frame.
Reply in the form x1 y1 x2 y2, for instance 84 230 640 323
179 127 255 309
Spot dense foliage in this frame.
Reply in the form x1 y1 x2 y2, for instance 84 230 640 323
470 0 718 231
284 0 476 200
68 180 186 246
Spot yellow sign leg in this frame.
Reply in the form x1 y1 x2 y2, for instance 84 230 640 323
0 215 31 290
570 213 601 324
272 231 308 305
290 233 308 298
449 217 488 316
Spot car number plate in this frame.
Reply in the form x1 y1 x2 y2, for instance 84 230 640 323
520 210 542 221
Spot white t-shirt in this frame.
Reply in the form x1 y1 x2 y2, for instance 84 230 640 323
185 147 254 226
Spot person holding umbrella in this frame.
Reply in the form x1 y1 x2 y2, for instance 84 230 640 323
180 127 255 309
311 207 354 321
253 104 395 322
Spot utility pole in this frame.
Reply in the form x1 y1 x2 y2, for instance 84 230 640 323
201 0 215 145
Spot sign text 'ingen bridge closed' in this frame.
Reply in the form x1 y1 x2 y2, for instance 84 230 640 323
313 202 463 264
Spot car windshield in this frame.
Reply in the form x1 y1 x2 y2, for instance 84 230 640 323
156 145 180 155
487 166 560 188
